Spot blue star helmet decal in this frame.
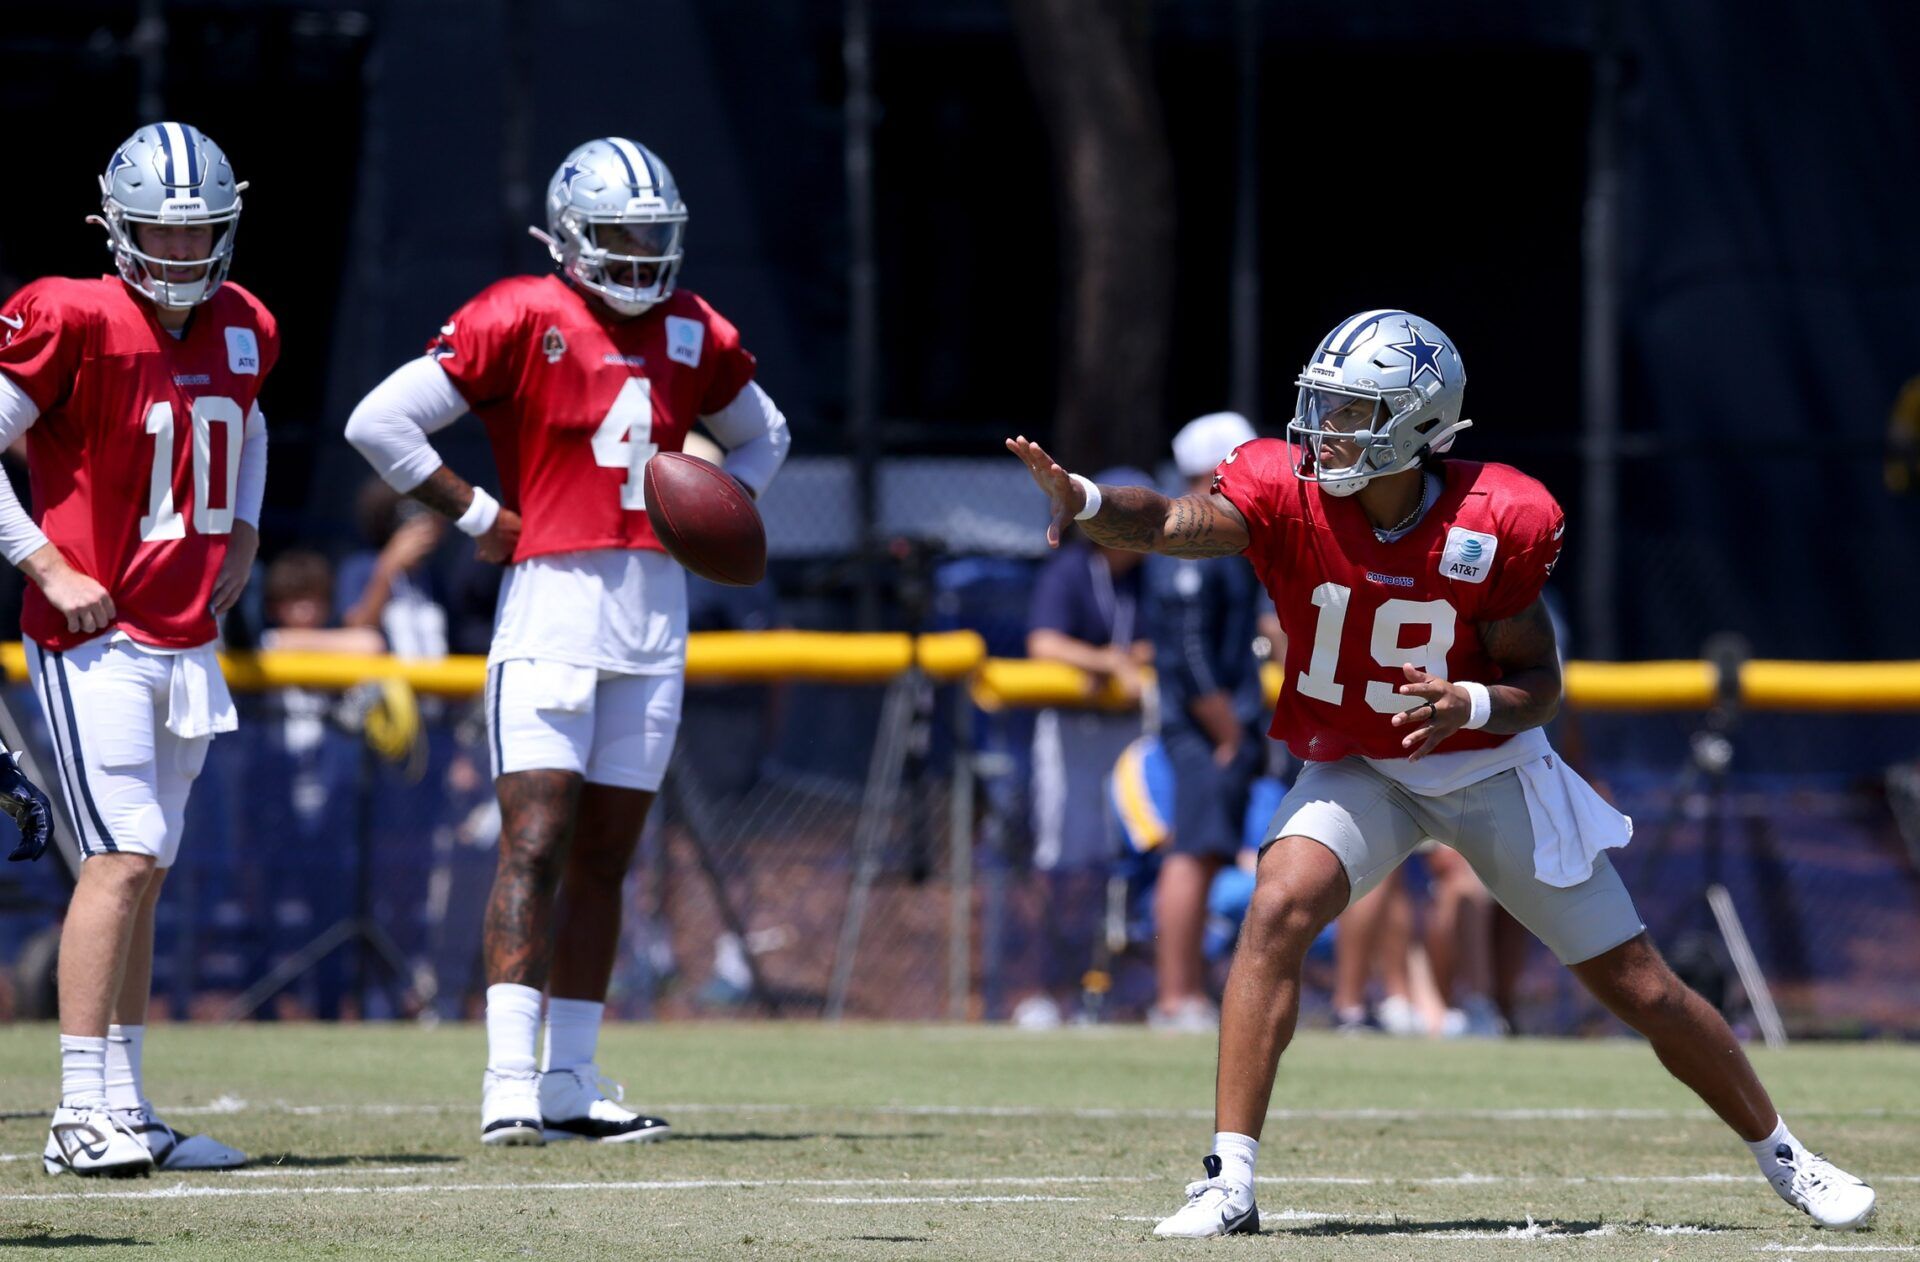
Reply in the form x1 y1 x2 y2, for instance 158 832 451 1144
556 161 588 196
106 148 137 182
1389 323 1446 386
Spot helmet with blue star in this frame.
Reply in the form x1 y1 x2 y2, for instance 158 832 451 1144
89 122 245 309
529 137 686 316
1288 310 1470 497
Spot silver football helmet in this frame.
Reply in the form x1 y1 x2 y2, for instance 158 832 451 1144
530 137 686 316
89 122 244 308
1289 310 1470 497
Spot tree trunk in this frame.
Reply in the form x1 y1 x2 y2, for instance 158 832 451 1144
1010 0 1173 472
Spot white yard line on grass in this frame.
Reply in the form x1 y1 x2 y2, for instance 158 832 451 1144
1755 1247 1920 1255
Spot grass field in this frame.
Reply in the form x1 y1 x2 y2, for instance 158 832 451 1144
0 1023 1913 1260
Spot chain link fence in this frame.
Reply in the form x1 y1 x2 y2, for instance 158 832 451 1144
0 678 1916 1038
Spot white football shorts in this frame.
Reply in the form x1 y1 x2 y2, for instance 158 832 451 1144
1264 756 1644 965
485 659 683 792
24 637 215 868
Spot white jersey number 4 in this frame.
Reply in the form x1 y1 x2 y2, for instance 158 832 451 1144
591 377 658 511
1294 583 1457 713
139 396 245 542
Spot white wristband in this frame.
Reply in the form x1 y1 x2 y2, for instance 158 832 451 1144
1459 680 1493 730
455 486 501 537
1069 473 1102 521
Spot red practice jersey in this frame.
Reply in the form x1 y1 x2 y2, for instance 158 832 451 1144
0 277 277 651
1213 440 1565 763
427 275 756 563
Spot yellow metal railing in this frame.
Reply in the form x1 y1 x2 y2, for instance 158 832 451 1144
6 638 1919 711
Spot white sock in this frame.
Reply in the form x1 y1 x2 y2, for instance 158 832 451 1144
1747 1116 1799 1173
59 1035 108 1109
485 984 543 1076
105 1024 145 1111
542 998 604 1072
1211 1131 1260 1192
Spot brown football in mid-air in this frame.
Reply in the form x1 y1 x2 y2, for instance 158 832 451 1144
642 451 767 586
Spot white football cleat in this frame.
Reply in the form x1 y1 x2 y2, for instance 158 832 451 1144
113 1104 247 1170
1152 1156 1260 1238
1767 1144 1876 1229
481 1068 545 1146
539 1065 670 1143
43 1104 154 1177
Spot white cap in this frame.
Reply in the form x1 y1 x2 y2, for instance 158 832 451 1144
1172 411 1257 477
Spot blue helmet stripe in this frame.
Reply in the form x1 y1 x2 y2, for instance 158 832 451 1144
605 138 641 192
183 125 201 190
1316 309 1409 364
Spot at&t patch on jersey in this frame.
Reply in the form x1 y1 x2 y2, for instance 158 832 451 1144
665 315 703 367
225 327 259 374
1440 526 1498 583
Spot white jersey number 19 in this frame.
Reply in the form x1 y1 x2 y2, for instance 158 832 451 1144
1294 583 1457 713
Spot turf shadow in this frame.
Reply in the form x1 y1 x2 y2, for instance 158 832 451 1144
1 1233 147 1249
672 1131 939 1144
1272 1217 1741 1239
243 1153 462 1168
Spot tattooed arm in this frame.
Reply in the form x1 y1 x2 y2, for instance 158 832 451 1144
345 358 522 563
1005 436 1250 558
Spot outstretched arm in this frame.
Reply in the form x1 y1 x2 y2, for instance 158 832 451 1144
1005 435 1249 558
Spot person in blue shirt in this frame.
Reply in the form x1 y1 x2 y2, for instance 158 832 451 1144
1027 466 1156 873
1143 414 1273 1030
1015 467 1154 1025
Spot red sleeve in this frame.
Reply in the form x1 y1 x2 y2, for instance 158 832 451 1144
427 283 527 408
1208 436 1295 553
697 305 757 415
0 280 88 414
1481 488 1566 622
256 302 281 383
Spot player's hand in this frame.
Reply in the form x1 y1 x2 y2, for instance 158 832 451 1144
475 508 522 565
26 546 115 635
1391 663 1469 761
1005 436 1084 548
210 521 259 618
0 753 54 862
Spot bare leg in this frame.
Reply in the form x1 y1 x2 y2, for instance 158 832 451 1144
1331 870 1394 1013
549 784 654 1002
1376 872 1413 1001
58 854 156 1039
1154 852 1223 1014
1571 933 1775 1141
113 868 168 1027
1214 838 1351 1138
484 770 582 988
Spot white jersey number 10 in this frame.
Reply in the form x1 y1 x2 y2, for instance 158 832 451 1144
139 396 245 542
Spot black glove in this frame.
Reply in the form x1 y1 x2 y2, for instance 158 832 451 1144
0 753 54 862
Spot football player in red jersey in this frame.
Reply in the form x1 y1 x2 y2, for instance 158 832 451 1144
1010 310 1874 1235
347 137 789 1145
0 123 270 1176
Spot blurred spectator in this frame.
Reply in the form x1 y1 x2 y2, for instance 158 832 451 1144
1142 413 1269 1031
261 551 385 655
1015 466 1153 1025
336 479 450 659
